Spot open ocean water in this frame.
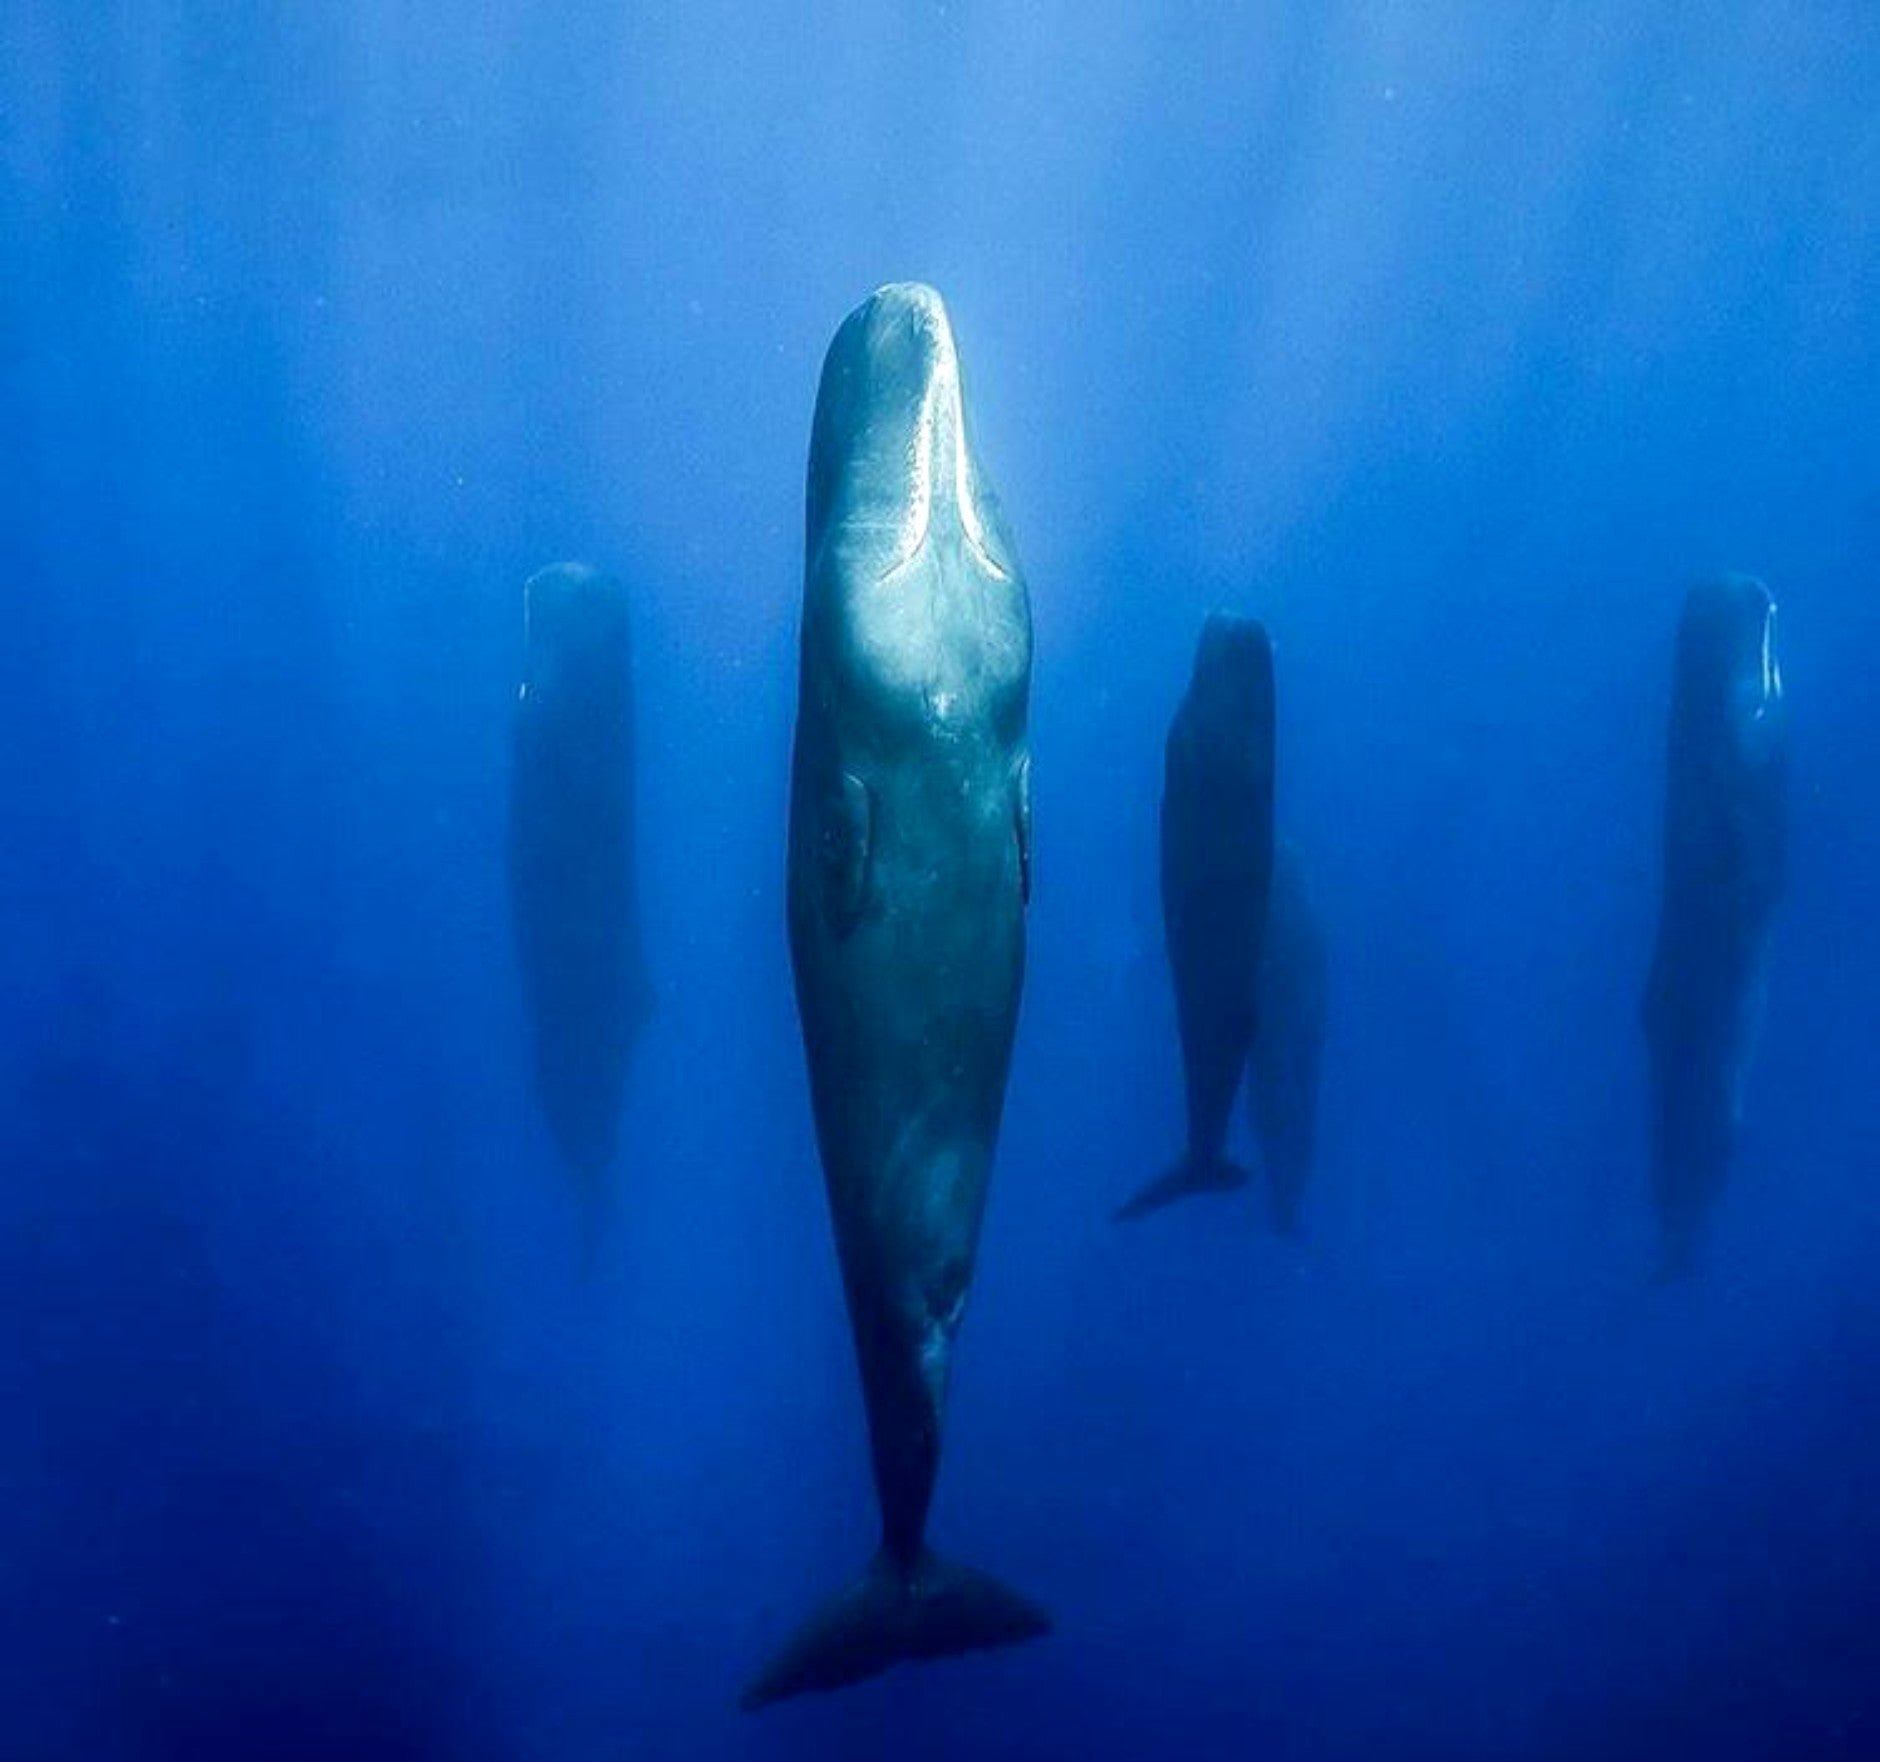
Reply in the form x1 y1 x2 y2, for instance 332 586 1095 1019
3 6 1879 1759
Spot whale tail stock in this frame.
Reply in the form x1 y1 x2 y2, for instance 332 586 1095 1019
1113 1155 1251 1222
741 1548 1049 1711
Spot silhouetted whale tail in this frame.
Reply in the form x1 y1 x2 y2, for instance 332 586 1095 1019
1113 1156 1250 1222
741 1549 1048 1711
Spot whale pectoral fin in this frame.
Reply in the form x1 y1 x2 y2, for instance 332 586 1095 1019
822 770 873 936
1013 751 1033 907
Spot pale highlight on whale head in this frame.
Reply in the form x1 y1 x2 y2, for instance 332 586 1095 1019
520 561 628 705
1678 574 1781 751
1756 599 1781 716
806 282 1014 584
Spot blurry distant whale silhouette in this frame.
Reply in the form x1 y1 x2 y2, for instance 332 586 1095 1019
508 561 647 1247
1117 613 1276 1221
745 284 1046 1710
1642 575 1786 1277
1249 840 1328 1236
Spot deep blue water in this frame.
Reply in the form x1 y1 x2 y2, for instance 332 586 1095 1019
4 6 1879 1759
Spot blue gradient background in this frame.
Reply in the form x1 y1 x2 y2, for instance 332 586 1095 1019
4 6 1878 1758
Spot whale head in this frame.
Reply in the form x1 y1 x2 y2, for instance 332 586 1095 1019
1188 611 1275 739
805 283 1018 588
1677 575 1781 755
521 562 628 706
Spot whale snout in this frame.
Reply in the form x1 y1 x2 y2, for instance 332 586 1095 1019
806 283 1013 584
1197 611 1269 674
1191 612 1275 727
860 280 955 355
1679 575 1779 712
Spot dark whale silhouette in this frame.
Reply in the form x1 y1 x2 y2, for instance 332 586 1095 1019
508 562 647 1245
1249 840 1328 1236
746 285 1046 1709
1642 574 1785 1276
1117 613 1276 1221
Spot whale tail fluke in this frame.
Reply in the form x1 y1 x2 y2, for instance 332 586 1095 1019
1113 1156 1251 1222
741 1549 1049 1711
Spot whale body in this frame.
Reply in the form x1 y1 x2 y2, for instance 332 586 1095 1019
508 562 647 1233
747 284 1045 1708
1642 575 1785 1275
1117 613 1276 1221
